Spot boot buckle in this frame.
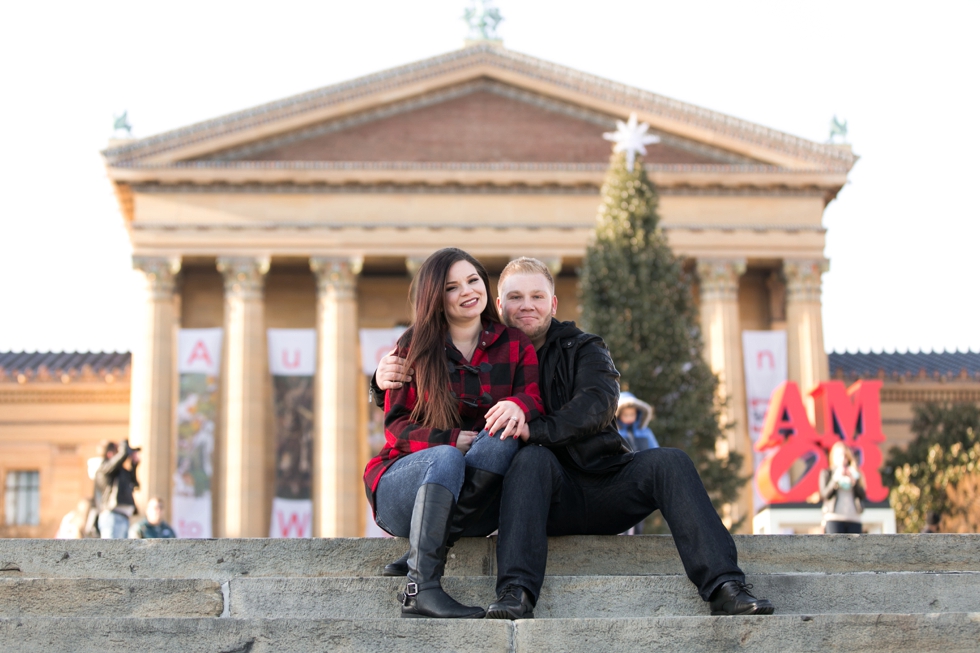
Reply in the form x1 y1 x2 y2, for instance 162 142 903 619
405 582 419 597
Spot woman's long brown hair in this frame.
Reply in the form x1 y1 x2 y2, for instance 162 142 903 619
400 248 499 430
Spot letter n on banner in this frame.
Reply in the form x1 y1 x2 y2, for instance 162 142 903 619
174 328 222 538
267 329 316 537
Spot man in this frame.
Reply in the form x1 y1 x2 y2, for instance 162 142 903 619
374 257 774 618
129 497 177 539
93 439 140 539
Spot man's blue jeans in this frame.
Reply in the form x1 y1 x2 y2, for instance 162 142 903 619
98 511 130 539
495 446 746 604
375 431 518 537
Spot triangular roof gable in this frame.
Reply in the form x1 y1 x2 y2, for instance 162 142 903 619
104 44 854 172
194 80 756 165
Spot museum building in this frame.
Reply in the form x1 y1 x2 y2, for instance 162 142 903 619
7 42 970 539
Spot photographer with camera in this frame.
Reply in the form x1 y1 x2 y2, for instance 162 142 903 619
93 439 141 539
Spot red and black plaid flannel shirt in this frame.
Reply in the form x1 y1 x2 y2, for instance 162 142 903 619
363 320 543 508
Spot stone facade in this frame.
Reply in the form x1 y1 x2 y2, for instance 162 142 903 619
1 43 876 535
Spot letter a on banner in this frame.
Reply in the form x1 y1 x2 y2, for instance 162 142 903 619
267 329 316 537
173 328 222 538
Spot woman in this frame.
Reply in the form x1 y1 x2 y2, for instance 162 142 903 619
819 441 866 534
363 248 543 619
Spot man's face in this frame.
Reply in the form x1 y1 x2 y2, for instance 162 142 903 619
497 272 557 343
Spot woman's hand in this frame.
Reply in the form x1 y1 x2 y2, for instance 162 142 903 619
484 400 525 440
376 348 413 390
456 431 478 454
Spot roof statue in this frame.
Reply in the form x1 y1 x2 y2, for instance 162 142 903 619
829 115 848 144
603 112 660 172
112 111 133 138
463 0 503 41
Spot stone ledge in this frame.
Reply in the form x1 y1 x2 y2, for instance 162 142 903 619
227 572 980 620
0 578 222 618
2 614 979 653
3 535 980 580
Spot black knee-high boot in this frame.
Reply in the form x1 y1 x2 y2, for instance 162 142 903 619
384 468 503 577
399 483 485 618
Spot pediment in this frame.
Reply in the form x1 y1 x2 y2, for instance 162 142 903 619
104 44 855 173
192 80 757 166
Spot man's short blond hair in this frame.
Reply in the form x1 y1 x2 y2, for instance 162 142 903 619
498 257 555 296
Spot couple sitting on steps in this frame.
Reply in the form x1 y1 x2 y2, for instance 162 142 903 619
364 248 775 619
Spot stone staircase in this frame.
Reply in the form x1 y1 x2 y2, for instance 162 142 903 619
1 534 979 652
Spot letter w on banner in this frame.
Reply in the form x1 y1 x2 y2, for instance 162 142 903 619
741 331 787 513
173 328 222 539
267 329 316 538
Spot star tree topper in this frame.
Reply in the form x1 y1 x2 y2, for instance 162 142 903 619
603 113 660 172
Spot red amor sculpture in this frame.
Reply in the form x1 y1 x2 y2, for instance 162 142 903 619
755 380 889 504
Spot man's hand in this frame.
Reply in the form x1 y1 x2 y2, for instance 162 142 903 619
518 422 531 442
456 431 478 454
484 400 525 440
376 348 413 390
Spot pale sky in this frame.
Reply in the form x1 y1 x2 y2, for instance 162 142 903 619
1 1 977 355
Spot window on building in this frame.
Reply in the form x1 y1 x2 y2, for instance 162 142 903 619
4 471 40 526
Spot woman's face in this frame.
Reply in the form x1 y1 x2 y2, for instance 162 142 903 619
443 260 487 325
830 446 847 468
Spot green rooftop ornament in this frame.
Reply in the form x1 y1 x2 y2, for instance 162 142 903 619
829 115 848 144
463 0 503 41
112 111 133 138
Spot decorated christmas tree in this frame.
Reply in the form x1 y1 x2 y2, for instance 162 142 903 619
580 115 746 524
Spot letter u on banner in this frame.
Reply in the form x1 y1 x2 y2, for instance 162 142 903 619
173 328 223 539
267 329 316 538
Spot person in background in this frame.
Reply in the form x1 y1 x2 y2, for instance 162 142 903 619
129 497 177 539
819 441 866 534
93 439 140 539
55 499 94 539
616 392 659 452
616 393 659 534
921 511 941 534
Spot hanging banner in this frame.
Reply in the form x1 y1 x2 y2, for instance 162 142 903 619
173 328 222 538
742 331 787 513
268 329 316 538
359 327 406 538
359 327 408 376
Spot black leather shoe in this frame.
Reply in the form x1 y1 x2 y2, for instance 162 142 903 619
383 550 409 577
709 580 775 615
486 585 534 620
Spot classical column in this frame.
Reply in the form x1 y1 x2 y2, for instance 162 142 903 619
310 256 364 537
784 259 831 416
697 258 752 530
129 256 181 514
217 256 270 538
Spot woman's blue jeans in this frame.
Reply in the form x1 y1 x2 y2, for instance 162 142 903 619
374 431 518 537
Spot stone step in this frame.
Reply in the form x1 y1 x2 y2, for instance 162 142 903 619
228 572 980 619
3 572 977 619
3 534 979 580
2 614 980 653
0 578 224 618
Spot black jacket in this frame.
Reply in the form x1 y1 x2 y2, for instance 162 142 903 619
370 318 632 474
94 441 139 515
526 319 633 474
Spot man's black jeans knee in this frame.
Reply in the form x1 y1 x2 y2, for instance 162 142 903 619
495 446 745 603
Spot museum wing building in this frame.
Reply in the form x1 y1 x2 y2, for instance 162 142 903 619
4 44 868 536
